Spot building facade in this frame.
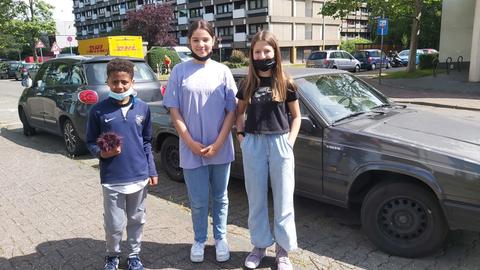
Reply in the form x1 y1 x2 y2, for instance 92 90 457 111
340 2 370 40
72 0 343 63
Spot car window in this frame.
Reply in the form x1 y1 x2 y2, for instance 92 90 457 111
370 51 378 57
69 64 85 85
33 64 49 87
295 74 387 123
44 63 71 87
85 62 156 84
329 52 336 59
355 51 367 58
342 52 353 59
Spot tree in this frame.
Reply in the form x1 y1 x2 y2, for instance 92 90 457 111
126 3 177 48
3 0 55 61
320 0 441 73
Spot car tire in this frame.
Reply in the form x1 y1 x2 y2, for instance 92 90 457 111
332 66 337 69
370 63 376 70
386 62 391 69
354 65 360 73
361 181 448 258
19 109 36 136
62 119 87 157
160 136 184 182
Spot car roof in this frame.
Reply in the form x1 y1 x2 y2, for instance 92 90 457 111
42 55 145 64
231 67 348 79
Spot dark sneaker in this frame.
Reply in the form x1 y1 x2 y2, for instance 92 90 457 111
244 247 266 269
275 244 293 270
104 256 119 270
127 255 144 270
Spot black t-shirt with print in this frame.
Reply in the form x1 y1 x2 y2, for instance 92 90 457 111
236 77 299 134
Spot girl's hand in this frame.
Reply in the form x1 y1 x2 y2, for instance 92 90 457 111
189 141 206 156
202 144 218 158
149 176 158 186
100 145 121 159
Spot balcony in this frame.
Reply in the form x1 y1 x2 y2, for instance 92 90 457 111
82 30 87 36
120 8 126 15
105 11 111 17
247 7 268 15
80 16 85 22
203 13 214 21
90 0 95 5
94 28 99 35
92 14 97 20
215 12 232 19
176 0 186 4
233 8 246 18
179 37 188 45
178 16 188 25
234 32 246 42
79 2 84 8
107 26 112 32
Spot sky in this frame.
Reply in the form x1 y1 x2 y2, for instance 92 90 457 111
44 0 75 21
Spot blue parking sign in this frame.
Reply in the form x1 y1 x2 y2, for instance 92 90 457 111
377 19 388 36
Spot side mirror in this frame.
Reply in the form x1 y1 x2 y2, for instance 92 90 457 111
300 116 315 134
21 77 32 88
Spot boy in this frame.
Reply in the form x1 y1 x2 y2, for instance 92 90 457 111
86 58 158 270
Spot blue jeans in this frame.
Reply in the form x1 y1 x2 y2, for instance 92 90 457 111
241 133 298 251
183 163 230 243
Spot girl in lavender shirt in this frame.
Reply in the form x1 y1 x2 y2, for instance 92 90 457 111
163 20 237 263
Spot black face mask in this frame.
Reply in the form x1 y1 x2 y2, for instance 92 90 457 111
253 58 276 72
191 51 213 62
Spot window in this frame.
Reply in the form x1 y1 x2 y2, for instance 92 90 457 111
85 62 156 84
236 25 246 33
217 26 233 36
249 23 267 34
127 1 135 9
112 5 119 12
189 8 203 18
86 10 92 17
43 63 71 87
70 65 85 85
178 9 187 17
216 3 232 14
205 5 214 13
248 0 267 9
98 7 105 14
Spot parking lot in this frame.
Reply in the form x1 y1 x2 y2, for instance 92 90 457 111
1 79 480 269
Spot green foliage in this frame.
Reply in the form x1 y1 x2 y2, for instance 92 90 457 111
419 53 439 70
340 38 372 54
147 47 180 72
400 33 409 49
224 50 249 68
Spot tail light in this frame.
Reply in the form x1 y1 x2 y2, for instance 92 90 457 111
161 85 166 96
367 57 372 63
78 90 98 104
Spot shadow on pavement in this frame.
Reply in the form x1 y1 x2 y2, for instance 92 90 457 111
0 238 249 270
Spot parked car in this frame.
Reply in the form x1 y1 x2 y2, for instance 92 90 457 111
306 50 360 72
6 61 22 79
398 49 424 65
421 48 439 54
150 67 480 258
354 49 390 70
18 55 162 156
0 62 9 79
15 63 40 81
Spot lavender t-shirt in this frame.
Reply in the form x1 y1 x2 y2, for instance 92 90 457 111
163 60 238 169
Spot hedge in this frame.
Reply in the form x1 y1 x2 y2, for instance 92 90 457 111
147 47 181 72
419 53 439 69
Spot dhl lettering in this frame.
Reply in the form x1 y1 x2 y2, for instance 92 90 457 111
116 45 137 51
88 44 107 53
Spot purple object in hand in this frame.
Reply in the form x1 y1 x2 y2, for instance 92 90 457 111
96 132 122 152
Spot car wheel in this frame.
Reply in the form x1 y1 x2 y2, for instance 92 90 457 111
354 65 360 73
62 119 86 157
361 181 448 258
161 136 184 182
386 62 391 69
19 109 36 136
332 66 337 69
370 63 376 70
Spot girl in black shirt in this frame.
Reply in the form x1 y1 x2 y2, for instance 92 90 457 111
236 30 301 270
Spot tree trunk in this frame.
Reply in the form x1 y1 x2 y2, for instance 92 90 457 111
407 0 422 73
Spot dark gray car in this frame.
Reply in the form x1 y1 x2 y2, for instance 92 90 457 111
18 56 162 156
149 67 480 258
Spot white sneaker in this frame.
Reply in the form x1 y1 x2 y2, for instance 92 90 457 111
215 238 230 262
190 241 205 262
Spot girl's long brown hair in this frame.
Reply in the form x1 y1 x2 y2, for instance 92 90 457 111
243 30 296 103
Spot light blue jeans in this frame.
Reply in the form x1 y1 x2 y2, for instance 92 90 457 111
183 163 230 243
241 133 298 251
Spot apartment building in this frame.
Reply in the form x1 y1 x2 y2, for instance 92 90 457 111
72 0 342 63
340 3 370 40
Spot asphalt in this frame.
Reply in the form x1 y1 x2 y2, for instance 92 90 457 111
362 69 480 111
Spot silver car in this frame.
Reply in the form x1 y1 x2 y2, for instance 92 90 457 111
306 50 361 72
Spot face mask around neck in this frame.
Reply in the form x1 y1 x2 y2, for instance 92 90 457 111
109 87 134 101
191 51 213 62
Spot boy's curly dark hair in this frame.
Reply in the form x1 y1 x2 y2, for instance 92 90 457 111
106 58 134 79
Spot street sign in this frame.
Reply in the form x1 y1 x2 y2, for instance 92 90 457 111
35 40 45 48
377 18 388 36
67 36 73 43
51 42 61 55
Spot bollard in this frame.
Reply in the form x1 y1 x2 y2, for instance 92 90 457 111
432 57 439 77
457 56 463 72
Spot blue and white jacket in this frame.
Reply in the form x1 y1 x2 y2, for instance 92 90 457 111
86 96 157 184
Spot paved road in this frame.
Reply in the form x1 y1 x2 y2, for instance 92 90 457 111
1 79 479 270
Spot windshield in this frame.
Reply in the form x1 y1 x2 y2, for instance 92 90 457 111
178 51 192 61
295 74 388 123
85 62 157 84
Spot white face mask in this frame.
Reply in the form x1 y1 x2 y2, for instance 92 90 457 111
109 87 134 101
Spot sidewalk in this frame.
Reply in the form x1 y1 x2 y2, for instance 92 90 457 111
363 70 480 111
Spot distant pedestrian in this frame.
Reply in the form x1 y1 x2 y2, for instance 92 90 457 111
163 55 171 74
236 30 301 270
86 58 158 270
163 19 237 263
